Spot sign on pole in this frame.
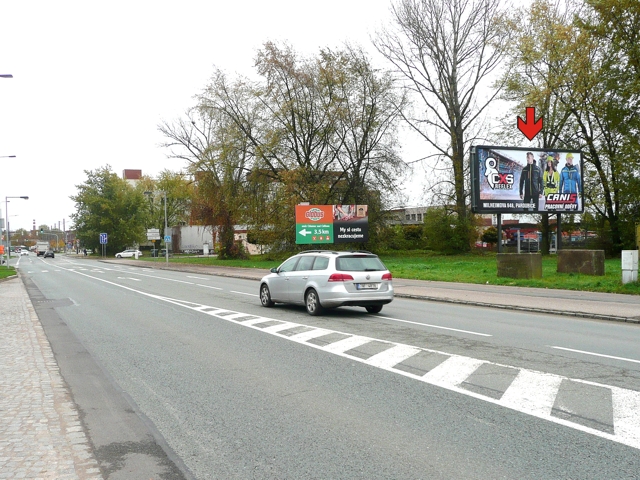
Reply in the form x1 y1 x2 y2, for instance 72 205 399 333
164 235 171 243
147 228 161 240
295 205 369 244
99 233 108 244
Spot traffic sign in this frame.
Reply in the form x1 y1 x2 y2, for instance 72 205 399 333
147 228 160 240
164 235 171 243
99 233 108 245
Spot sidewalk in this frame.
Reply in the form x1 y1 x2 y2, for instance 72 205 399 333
0 277 102 479
1 258 638 478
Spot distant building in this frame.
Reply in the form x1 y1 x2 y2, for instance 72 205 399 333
122 169 142 186
386 206 429 225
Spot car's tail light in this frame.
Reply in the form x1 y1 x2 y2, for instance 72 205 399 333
382 273 392 281
328 273 355 282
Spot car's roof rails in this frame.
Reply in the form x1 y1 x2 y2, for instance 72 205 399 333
300 250 338 254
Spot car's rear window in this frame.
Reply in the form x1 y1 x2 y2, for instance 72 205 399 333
336 255 386 272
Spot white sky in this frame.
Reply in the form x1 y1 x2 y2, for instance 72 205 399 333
1 0 431 233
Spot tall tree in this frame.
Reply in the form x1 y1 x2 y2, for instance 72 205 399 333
375 0 510 250
159 107 252 258
199 43 407 251
70 166 147 254
500 0 578 253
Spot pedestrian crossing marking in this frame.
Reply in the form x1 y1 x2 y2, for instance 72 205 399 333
186 301 640 451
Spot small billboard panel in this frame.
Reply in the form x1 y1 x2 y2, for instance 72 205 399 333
295 204 369 244
471 145 583 214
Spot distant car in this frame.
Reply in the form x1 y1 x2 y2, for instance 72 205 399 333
20 250 29 256
150 248 172 258
259 250 394 316
43 250 55 258
115 249 143 258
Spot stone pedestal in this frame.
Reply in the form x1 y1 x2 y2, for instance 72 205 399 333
557 249 605 276
497 253 542 279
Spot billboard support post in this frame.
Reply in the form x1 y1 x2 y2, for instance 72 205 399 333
557 214 562 251
497 213 502 253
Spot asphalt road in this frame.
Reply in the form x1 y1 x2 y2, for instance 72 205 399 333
19 255 640 479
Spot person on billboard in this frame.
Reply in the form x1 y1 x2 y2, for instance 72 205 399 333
519 151 543 210
543 158 560 196
559 153 581 196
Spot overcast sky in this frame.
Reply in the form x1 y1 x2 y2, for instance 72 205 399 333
1 0 428 233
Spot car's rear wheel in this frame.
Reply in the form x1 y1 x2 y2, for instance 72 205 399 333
365 305 383 314
305 288 324 316
260 284 275 307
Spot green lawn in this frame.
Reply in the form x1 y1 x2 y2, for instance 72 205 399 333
140 251 640 295
0 267 17 280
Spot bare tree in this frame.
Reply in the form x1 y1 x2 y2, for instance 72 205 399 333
375 0 509 247
159 107 252 258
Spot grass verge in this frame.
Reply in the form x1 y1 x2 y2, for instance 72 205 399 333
139 251 640 295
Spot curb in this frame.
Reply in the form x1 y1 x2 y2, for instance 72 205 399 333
392 292 640 324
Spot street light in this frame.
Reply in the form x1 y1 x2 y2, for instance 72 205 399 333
5 196 29 269
144 190 169 265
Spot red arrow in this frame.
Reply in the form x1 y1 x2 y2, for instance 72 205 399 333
517 107 543 141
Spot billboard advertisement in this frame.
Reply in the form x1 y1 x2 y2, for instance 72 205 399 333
295 204 369 244
471 145 583 214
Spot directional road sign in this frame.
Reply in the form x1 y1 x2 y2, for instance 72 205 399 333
295 205 333 244
99 233 108 245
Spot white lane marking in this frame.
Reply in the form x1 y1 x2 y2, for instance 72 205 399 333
550 346 640 365
612 388 640 449
224 313 258 321
288 328 334 342
376 315 491 337
55 264 640 451
231 290 259 297
262 322 300 334
187 276 207 280
422 356 485 387
322 336 371 354
500 370 564 417
196 284 223 290
117 277 141 281
365 344 422 369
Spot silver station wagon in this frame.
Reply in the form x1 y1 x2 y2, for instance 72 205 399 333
259 250 394 315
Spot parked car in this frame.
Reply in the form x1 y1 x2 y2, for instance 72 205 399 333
43 250 55 258
20 250 29 256
115 249 143 258
259 250 394 316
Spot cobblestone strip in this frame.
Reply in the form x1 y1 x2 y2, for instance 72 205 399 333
0 278 102 479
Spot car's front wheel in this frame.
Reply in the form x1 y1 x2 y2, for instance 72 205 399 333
260 284 274 307
115 254 121 258
365 305 383 314
305 288 324 316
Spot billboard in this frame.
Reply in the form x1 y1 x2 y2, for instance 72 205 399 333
471 145 583 214
295 204 369 244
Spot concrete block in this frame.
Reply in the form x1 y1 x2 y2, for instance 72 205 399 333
557 249 605 276
497 253 542 279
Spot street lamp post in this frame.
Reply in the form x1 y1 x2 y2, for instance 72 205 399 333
5 196 29 269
